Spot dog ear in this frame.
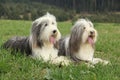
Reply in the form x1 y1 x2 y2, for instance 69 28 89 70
69 23 83 54
31 21 43 48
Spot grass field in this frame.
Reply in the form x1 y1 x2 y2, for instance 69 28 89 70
0 20 120 80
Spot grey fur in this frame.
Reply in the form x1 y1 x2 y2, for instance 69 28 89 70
31 20 44 48
3 37 31 55
58 38 66 56
69 22 84 54
58 23 84 62
3 17 53 55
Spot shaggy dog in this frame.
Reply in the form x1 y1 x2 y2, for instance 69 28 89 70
58 19 109 65
3 13 69 65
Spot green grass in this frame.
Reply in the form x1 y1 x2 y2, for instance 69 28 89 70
0 20 120 80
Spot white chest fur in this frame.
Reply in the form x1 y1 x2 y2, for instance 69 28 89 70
32 45 58 62
76 44 94 61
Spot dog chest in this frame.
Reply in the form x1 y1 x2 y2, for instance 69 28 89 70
76 44 94 61
32 46 58 62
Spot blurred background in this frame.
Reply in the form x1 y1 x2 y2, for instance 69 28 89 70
0 0 120 22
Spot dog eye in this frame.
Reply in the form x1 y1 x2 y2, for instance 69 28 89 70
83 27 86 29
44 23 48 27
52 22 54 25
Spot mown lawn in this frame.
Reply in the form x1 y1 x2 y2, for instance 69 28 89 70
0 20 120 80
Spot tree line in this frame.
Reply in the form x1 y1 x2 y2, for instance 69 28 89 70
0 0 120 22
35 0 120 12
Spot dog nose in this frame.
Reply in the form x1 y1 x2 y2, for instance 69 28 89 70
53 30 57 34
90 31 94 35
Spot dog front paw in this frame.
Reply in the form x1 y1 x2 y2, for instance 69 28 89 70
101 60 109 65
51 56 71 66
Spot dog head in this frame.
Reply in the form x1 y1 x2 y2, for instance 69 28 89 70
77 19 98 45
69 19 97 53
30 13 61 48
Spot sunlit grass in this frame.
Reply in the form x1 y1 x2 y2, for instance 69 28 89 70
0 20 120 80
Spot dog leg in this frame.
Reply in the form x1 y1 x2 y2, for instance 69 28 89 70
50 56 71 66
91 58 109 65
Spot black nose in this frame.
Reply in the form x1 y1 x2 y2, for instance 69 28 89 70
90 31 94 35
53 30 57 34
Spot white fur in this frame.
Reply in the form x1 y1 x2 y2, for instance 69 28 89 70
78 19 98 43
32 44 58 61
32 44 70 65
51 56 70 65
32 13 60 43
76 44 94 61
75 20 96 62
79 19 108 65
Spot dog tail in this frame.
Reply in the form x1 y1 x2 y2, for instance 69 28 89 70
2 36 31 55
